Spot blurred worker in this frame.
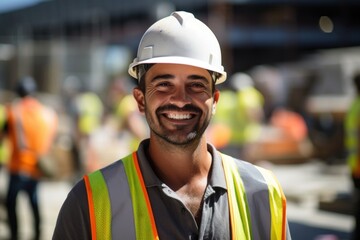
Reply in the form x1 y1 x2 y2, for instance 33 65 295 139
345 72 360 240
106 76 148 154
74 90 104 171
207 88 236 149
1 77 58 240
0 103 10 170
62 76 104 178
250 65 286 121
209 72 264 159
232 73 264 144
115 93 148 151
53 11 291 239
86 91 149 172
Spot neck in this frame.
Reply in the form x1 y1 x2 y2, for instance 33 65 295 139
147 135 211 191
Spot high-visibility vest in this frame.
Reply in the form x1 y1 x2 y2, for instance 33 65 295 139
116 94 145 152
0 104 5 129
6 97 58 178
84 151 287 240
345 96 360 177
210 88 263 147
0 104 10 165
233 86 264 144
76 92 103 135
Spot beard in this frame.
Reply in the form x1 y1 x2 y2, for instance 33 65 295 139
145 103 212 146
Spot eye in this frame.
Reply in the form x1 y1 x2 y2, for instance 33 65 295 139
189 82 207 91
155 81 172 91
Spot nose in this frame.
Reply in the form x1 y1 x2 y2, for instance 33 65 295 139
169 85 191 108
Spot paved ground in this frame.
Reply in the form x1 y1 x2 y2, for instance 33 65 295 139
269 161 354 240
0 159 355 240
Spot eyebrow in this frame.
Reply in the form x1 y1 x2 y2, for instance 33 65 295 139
151 74 210 83
151 74 173 82
188 74 209 83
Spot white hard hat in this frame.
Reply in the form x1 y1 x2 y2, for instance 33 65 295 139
128 11 227 84
230 72 254 90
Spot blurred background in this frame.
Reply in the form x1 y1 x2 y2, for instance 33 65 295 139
0 0 359 239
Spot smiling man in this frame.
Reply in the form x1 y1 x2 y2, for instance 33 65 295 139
137 63 217 146
53 11 291 240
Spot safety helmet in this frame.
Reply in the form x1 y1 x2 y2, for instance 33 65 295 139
16 76 37 97
230 72 254 91
128 11 227 84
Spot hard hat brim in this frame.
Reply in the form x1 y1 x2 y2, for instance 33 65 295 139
128 56 227 84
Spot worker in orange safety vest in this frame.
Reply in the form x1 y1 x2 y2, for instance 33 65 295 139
1 76 58 240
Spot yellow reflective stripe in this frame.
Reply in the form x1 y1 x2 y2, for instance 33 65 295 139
0 105 5 128
87 170 112 240
221 154 252 240
256 167 286 240
345 97 360 175
122 153 159 240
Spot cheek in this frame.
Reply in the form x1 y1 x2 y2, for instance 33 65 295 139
144 95 159 116
144 88 160 103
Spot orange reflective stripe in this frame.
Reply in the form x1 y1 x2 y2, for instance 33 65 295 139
84 175 97 240
275 175 287 240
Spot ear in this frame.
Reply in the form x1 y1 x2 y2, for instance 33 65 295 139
133 87 145 113
212 90 220 115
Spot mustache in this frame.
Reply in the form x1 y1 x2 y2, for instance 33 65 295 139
156 104 202 114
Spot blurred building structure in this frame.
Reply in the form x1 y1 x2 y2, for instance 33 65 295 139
0 0 359 90
0 0 359 164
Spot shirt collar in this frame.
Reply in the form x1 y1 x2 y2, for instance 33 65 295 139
136 139 227 190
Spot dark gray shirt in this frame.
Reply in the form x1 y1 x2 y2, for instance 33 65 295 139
53 139 230 239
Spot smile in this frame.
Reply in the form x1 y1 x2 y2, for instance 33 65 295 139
165 112 193 120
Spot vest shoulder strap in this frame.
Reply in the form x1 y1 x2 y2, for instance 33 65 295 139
122 152 159 240
84 170 111 240
85 152 159 240
221 153 287 240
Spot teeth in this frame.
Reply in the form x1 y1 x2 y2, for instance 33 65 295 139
167 113 191 120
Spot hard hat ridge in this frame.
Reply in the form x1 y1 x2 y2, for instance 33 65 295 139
128 11 227 84
171 11 191 25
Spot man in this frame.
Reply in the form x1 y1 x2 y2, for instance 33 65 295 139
345 72 360 240
1 77 58 240
53 11 291 239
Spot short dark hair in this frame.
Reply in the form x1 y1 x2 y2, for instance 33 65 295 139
16 76 37 97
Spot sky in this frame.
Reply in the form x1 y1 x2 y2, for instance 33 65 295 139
0 0 47 14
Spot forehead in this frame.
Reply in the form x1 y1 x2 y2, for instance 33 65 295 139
145 63 212 81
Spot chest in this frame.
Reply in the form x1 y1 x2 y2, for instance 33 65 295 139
148 185 230 239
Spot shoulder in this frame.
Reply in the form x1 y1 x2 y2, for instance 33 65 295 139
62 179 89 211
53 179 91 239
221 153 284 194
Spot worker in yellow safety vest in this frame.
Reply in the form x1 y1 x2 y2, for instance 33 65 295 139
0 103 10 169
53 11 291 240
209 72 264 158
345 72 360 240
